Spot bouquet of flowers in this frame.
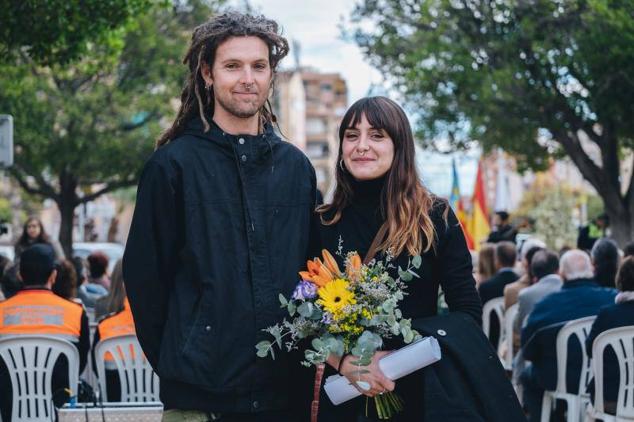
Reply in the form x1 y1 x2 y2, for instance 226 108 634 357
256 248 422 420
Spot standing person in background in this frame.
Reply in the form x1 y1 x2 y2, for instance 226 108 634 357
577 213 609 252
591 238 620 288
123 12 318 422
487 211 517 243
14 216 65 260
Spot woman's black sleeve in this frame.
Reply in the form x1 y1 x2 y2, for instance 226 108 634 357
436 204 482 325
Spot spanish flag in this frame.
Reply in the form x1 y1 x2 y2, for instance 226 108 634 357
468 160 490 250
449 159 475 250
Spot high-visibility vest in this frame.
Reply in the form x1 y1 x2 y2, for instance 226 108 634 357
0 288 83 341
97 298 136 341
96 298 136 363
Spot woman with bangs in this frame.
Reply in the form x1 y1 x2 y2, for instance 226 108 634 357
316 96 485 420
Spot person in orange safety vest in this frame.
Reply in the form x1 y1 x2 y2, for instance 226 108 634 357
0 244 89 420
92 260 137 401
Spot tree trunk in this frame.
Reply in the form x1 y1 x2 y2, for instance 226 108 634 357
606 209 633 248
57 173 78 258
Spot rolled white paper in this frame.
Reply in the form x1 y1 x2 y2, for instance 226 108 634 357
323 336 441 405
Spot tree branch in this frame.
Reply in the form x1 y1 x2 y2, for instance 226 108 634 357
78 179 137 204
8 166 58 200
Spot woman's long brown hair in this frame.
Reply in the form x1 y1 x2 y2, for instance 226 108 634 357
318 96 440 257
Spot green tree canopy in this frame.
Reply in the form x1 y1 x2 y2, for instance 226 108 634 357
0 1 221 255
349 0 634 245
0 0 152 65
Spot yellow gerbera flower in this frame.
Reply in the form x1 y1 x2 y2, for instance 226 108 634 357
317 278 356 315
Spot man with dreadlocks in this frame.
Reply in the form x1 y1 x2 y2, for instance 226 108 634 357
123 12 318 422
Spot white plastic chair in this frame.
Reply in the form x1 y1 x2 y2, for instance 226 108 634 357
0 335 79 421
483 297 505 350
502 303 519 370
541 316 596 422
586 325 634 421
94 334 159 402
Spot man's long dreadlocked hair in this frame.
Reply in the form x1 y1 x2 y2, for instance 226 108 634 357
156 12 289 148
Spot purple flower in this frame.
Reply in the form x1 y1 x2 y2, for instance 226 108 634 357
321 313 333 324
292 280 318 300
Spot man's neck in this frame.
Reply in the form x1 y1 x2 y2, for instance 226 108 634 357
213 108 260 136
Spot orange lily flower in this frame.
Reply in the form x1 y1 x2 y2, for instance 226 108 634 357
321 249 342 277
346 253 362 281
299 257 335 287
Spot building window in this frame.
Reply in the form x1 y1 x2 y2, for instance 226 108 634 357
306 141 329 159
306 118 327 135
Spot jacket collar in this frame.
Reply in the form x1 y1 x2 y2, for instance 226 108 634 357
182 116 279 145
537 274 561 285
561 278 598 289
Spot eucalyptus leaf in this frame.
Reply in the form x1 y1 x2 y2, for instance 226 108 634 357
412 255 422 269
279 294 288 307
398 270 413 282
298 302 314 318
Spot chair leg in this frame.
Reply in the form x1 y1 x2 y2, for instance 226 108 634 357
541 393 552 422
566 396 579 422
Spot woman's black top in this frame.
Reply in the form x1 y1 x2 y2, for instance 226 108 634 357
319 176 482 325
316 177 482 421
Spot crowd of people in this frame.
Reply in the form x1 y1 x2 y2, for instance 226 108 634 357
0 218 135 420
475 224 633 421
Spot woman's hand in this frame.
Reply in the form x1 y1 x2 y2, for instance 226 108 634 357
339 351 395 397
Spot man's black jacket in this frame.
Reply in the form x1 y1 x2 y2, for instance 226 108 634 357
123 118 319 413
411 312 526 422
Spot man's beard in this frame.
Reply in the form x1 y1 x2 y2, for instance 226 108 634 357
215 93 265 119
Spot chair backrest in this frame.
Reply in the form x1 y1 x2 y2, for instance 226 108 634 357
554 316 596 395
482 297 505 344
591 325 634 418
94 334 159 402
0 335 79 421
503 303 519 369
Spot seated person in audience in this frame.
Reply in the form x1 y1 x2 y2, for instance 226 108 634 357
475 243 496 286
0 245 90 420
77 255 108 309
520 249 617 422
504 240 546 309
516 249 562 332
52 259 81 304
92 260 136 401
591 238 620 288
585 255 634 415
479 241 519 347
623 241 634 258
87 251 111 290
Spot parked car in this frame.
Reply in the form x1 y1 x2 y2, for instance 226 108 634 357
72 242 124 273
